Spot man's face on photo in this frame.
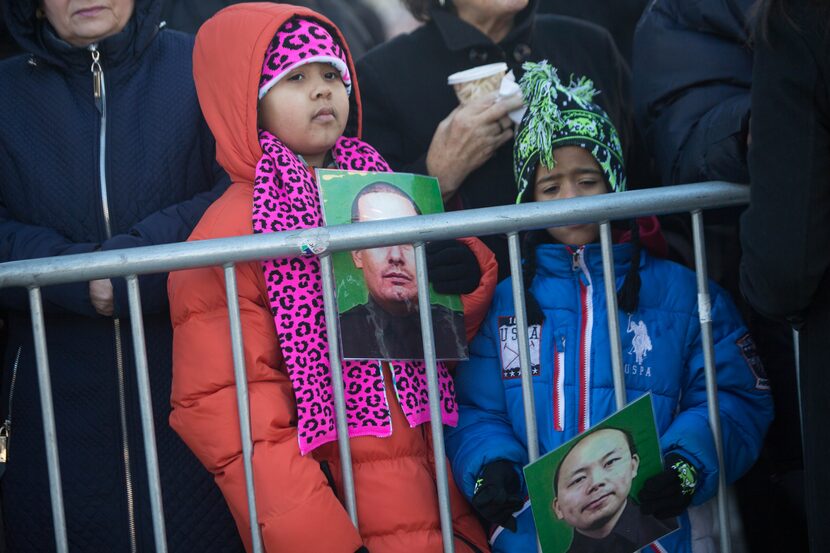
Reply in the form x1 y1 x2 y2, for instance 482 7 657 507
351 191 418 316
553 429 640 538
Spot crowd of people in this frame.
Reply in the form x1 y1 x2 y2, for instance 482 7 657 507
0 0 826 552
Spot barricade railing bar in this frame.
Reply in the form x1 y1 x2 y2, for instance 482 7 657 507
0 182 749 553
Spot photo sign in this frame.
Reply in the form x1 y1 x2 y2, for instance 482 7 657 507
524 394 679 553
317 169 467 361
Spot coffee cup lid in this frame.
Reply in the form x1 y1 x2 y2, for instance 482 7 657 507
447 62 508 85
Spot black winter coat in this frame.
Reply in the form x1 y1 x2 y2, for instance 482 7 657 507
357 0 634 279
537 0 649 63
0 8 17 60
633 0 754 185
740 2 830 550
0 0 241 551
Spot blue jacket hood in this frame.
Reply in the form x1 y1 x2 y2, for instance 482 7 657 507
1 0 161 68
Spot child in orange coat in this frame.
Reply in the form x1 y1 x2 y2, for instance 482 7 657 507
168 4 496 552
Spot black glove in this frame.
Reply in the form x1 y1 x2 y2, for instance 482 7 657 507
425 240 481 295
471 460 524 532
639 453 698 518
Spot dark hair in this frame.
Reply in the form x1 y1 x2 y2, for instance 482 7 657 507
350 181 421 223
552 426 638 498
401 0 451 22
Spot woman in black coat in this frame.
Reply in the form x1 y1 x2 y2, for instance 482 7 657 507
740 1 830 550
0 0 241 550
357 0 635 279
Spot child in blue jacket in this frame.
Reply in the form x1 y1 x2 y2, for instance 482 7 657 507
444 61 773 553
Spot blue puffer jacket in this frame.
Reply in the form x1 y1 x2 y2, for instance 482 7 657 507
0 0 241 551
633 0 753 185
445 242 773 553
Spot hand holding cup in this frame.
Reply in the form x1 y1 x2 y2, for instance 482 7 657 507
427 91 524 202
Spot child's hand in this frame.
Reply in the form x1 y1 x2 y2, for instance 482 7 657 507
638 453 698 518
426 240 481 295
471 460 525 532
426 92 524 203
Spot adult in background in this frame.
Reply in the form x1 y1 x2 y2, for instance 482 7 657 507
633 0 752 291
160 0 384 59
357 0 636 280
0 0 241 551
633 1 808 549
740 0 830 550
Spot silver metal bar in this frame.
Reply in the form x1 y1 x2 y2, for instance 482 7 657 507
28 287 68 553
690 211 732 553
125 275 168 553
0 184 750 290
793 328 805 456
507 232 540 463
319 254 359 527
506 233 546 553
414 243 455 553
599 222 626 411
223 264 264 553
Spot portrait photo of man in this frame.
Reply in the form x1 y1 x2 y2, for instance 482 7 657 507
551 426 678 553
335 181 467 360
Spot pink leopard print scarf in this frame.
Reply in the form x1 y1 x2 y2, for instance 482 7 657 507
252 130 458 455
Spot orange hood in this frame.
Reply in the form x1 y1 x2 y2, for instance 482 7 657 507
193 3 363 184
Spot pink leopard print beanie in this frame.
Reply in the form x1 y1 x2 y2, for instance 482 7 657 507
259 17 352 99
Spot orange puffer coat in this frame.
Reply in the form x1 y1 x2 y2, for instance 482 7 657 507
168 4 496 553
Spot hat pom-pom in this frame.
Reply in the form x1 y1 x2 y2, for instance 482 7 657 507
518 61 599 171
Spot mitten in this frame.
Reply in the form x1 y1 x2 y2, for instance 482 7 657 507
471 460 525 532
639 453 698 518
426 240 481 294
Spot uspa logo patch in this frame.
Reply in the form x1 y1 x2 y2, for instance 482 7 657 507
626 316 653 365
736 333 770 390
498 316 541 379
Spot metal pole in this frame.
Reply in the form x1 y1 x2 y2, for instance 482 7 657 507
792 328 805 458
28 287 68 553
506 232 540 463
319 254 359 527
599 222 626 412
690 211 732 553
506 233 545 553
125 276 168 553
223 264 264 553
414 243 455 553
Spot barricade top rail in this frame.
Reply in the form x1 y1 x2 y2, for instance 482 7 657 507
0 182 748 288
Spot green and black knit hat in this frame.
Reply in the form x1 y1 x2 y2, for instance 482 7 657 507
514 61 626 203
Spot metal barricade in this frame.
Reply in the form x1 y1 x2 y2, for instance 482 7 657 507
0 182 750 553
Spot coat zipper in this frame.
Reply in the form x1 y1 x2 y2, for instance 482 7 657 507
90 44 137 553
0 346 23 466
552 336 564 432
571 247 593 433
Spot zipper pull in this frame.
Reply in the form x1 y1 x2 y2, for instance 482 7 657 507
571 248 581 271
560 335 566 352
89 45 103 110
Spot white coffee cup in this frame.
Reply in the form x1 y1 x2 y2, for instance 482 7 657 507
447 62 508 104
